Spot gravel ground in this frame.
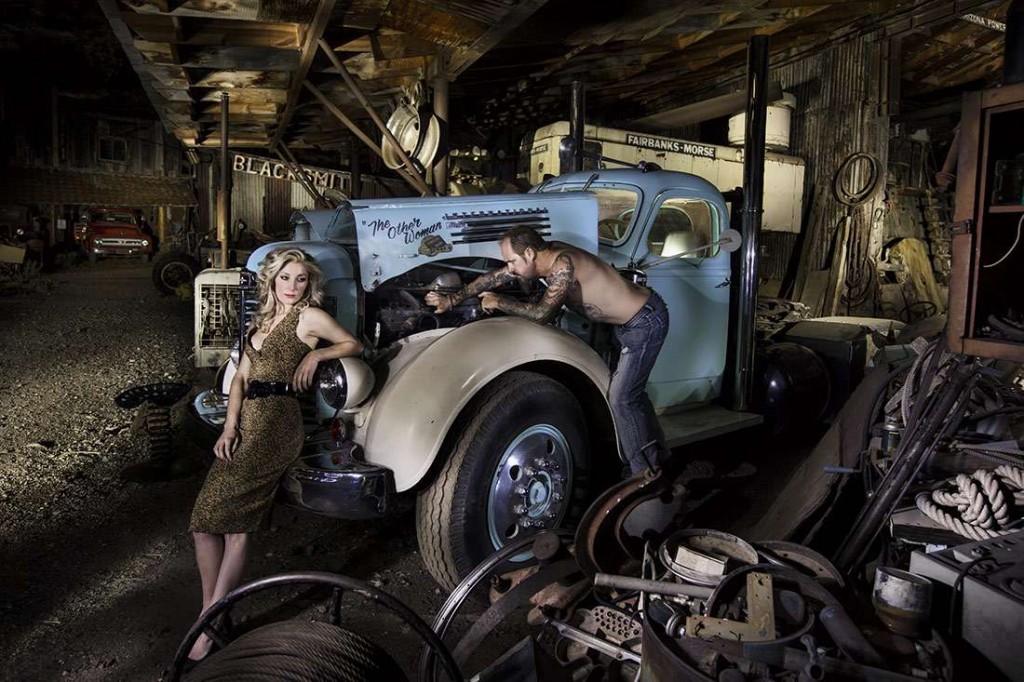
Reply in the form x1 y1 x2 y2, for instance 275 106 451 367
0 261 806 682
0 262 447 681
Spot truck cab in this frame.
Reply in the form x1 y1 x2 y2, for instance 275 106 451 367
188 168 778 590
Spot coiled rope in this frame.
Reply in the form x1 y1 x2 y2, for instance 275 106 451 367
915 465 1024 541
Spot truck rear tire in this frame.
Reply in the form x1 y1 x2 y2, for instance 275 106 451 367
152 250 201 295
416 371 591 591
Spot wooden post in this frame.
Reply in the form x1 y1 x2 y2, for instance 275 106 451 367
51 88 60 168
157 205 166 244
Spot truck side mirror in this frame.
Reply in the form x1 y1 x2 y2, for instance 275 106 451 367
643 228 743 269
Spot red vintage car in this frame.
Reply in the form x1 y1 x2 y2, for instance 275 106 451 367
79 208 154 262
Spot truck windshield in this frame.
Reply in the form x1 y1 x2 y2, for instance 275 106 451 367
540 185 640 245
91 211 135 224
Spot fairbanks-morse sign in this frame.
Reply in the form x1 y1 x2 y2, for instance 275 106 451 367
625 133 716 160
232 152 347 190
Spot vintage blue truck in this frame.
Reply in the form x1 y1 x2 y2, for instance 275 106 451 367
188 167 814 590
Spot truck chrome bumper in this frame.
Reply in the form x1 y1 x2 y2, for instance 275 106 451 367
279 459 395 520
185 389 226 450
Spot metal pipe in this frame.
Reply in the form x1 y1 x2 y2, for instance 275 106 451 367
732 35 769 412
1005 0 1024 84
569 81 586 173
544 618 641 663
317 40 433 196
594 573 714 599
218 91 231 269
276 143 330 208
433 73 449 195
819 606 886 668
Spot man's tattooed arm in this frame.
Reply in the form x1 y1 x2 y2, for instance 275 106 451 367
494 252 574 323
449 267 517 306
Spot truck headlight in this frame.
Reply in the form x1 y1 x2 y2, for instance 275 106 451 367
317 357 374 409
141 239 150 247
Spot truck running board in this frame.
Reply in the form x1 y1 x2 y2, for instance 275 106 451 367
658 405 763 449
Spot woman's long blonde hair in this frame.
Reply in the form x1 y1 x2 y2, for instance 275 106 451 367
253 248 325 332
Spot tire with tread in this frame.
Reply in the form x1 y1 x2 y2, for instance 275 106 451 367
152 250 201 295
416 371 591 591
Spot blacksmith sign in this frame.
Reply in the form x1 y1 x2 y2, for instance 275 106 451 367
624 133 717 160
232 152 347 191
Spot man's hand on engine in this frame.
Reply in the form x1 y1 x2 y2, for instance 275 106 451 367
479 291 503 314
425 290 454 313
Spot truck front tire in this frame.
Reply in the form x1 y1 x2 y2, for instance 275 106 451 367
416 371 591 591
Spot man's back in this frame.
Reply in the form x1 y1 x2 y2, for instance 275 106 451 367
549 242 650 325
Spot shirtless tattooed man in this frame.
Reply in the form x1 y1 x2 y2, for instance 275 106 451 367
425 226 670 474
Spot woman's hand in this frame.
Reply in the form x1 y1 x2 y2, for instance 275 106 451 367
214 425 239 461
293 350 322 392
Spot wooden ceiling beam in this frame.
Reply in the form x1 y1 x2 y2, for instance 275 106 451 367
380 0 488 48
124 0 322 23
448 0 552 77
268 0 339 150
122 14 303 48
904 28 1003 78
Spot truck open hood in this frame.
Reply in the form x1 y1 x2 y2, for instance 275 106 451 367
344 193 598 290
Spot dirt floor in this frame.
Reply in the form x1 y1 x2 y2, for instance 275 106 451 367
0 261 812 682
0 262 450 681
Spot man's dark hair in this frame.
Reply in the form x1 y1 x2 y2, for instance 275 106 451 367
502 226 549 255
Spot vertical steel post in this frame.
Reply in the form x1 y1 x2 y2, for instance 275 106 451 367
732 36 769 412
218 92 232 269
1006 0 1024 84
433 74 450 195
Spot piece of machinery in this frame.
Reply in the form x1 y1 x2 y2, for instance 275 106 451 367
909 529 1024 680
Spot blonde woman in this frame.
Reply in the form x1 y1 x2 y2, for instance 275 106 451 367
186 247 361 663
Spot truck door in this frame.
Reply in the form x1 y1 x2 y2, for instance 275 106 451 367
631 193 731 410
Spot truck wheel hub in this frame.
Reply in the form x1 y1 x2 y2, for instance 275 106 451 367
488 425 572 550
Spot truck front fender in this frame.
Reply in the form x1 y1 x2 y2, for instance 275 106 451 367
361 317 614 491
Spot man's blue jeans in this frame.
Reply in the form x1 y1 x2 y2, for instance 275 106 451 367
609 291 670 474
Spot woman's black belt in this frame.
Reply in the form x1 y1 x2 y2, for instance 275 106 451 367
246 381 295 399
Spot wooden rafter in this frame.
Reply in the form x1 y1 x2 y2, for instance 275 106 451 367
268 0 339 150
448 0 553 76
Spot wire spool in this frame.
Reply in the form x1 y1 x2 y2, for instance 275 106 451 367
184 621 408 681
